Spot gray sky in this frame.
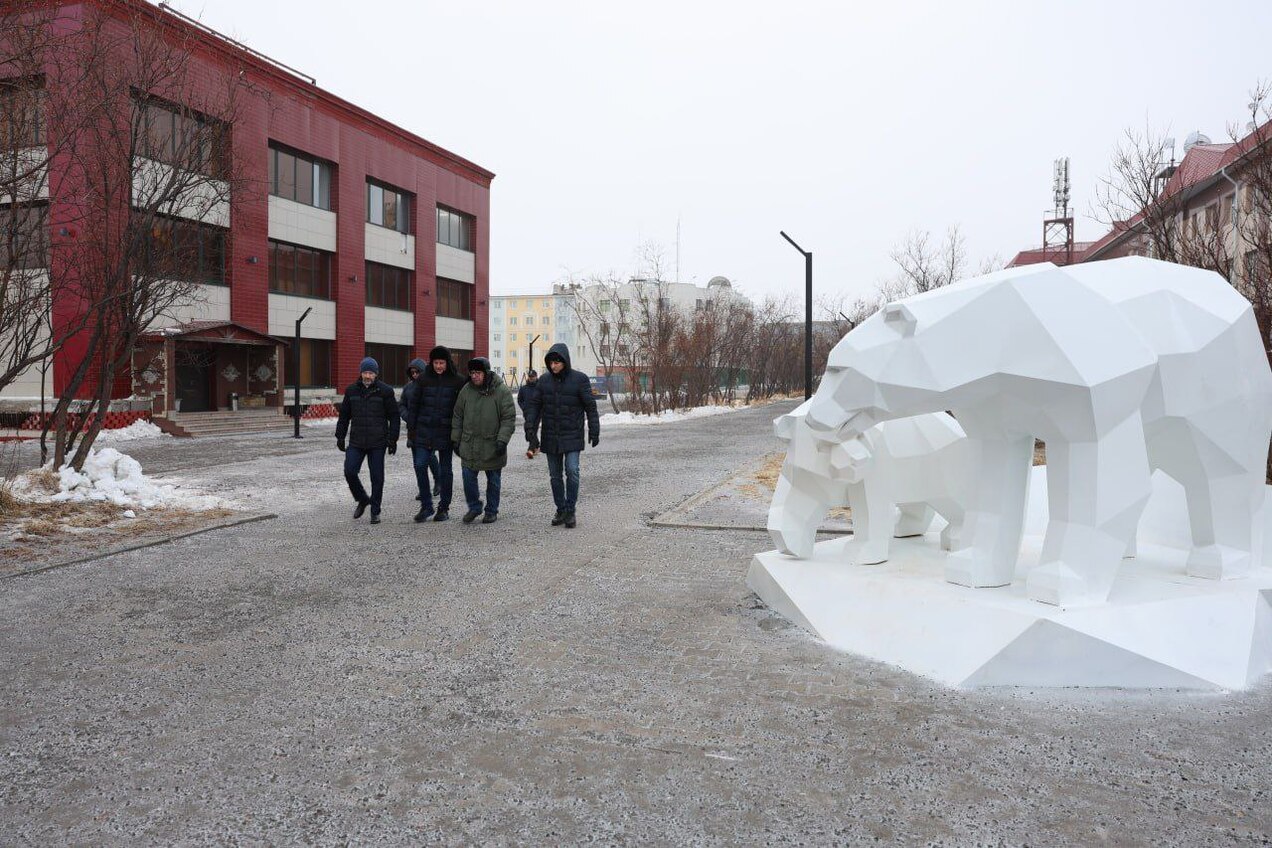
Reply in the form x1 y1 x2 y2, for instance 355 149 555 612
167 0 1272 304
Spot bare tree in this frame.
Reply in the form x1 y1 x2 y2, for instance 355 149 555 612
566 273 631 414
889 224 967 296
1092 124 1188 263
12 4 261 469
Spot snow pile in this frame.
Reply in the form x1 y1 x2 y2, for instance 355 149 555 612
302 416 341 428
49 447 225 510
94 420 168 442
600 405 744 427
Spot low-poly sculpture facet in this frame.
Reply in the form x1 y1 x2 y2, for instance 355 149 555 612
796 257 1272 606
768 403 970 565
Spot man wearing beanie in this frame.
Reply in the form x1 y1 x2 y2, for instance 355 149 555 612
406 346 467 522
335 357 399 524
451 356 515 524
523 343 600 528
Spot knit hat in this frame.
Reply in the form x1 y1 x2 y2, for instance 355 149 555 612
359 357 379 375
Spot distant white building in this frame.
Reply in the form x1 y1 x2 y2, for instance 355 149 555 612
488 276 749 388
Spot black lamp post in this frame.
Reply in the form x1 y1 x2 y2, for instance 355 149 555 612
292 306 312 439
780 230 813 400
528 333 541 376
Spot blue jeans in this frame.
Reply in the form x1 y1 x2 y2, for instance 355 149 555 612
546 451 581 512
462 466 502 516
344 446 386 513
412 445 452 510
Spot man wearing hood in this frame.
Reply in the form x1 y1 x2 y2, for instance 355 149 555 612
399 358 440 502
407 346 467 522
451 357 516 524
335 357 400 524
523 343 600 528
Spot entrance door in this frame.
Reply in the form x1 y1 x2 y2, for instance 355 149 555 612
175 346 213 412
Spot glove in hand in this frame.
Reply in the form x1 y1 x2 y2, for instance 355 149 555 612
388 442 397 456
590 433 600 448
336 438 346 452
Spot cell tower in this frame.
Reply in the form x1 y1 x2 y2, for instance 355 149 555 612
1042 156 1075 265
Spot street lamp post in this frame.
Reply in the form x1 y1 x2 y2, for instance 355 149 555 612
292 306 312 439
528 333 541 377
780 231 814 400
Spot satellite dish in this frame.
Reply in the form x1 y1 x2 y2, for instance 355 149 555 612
1183 131 1211 151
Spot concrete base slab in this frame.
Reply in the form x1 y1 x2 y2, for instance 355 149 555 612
748 469 1272 690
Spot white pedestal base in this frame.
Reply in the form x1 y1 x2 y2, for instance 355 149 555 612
749 470 1272 690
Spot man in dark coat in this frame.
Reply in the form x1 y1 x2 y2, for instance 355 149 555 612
399 357 439 502
451 357 516 524
335 357 400 524
407 346 467 522
524 343 600 528
516 370 539 417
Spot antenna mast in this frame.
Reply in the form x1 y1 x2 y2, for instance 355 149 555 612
1042 156 1074 265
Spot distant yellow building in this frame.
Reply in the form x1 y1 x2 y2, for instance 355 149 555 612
488 292 558 385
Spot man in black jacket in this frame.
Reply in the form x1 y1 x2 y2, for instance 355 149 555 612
524 343 600 528
400 357 439 501
516 370 539 417
407 346 467 522
335 357 400 524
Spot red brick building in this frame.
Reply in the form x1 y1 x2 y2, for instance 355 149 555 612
1 0 491 416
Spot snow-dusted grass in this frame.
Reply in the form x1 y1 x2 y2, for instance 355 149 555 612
600 404 745 427
7 448 226 511
94 420 169 443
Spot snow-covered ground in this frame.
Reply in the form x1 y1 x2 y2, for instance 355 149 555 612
8 448 227 511
302 417 340 428
93 420 169 443
599 404 746 427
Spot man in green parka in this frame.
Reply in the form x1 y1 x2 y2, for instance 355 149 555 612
451 356 516 524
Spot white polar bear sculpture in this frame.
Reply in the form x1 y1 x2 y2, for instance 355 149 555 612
802 256 1272 606
767 403 970 565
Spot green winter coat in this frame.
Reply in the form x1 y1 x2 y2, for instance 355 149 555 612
451 370 516 471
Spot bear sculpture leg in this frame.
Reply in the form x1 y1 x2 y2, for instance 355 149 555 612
893 503 935 538
944 433 1033 588
1183 473 1261 580
1028 414 1153 606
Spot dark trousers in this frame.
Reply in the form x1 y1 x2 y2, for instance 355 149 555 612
344 446 386 513
546 450 581 512
413 445 453 510
462 466 502 516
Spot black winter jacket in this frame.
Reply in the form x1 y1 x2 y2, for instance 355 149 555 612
408 359 467 449
336 379 400 450
524 343 599 454
398 358 428 445
516 381 539 413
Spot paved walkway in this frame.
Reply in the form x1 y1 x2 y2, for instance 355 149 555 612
2 402 1271 845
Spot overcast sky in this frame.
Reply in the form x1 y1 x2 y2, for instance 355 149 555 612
166 0 1272 304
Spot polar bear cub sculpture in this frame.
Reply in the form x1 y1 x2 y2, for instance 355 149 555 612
768 402 970 566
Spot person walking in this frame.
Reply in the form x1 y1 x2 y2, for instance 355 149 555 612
524 343 599 528
516 369 539 417
399 358 440 502
451 356 515 525
407 346 467 522
335 357 399 524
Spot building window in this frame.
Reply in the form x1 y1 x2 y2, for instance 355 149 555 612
269 240 332 299
524 316 534 326
493 300 502 309
436 206 473 251
285 338 333 388
542 299 550 309
365 261 412 311
364 343 413 387
508 316 518 326
140 214 227 284
367 181 410 233
0 80 45 148
510 299 519 309
437 277 473 320
542 316 551 326
493 333 501 341
493 349 501 358
0 203 48 269
599 300 611 313
268 144 332 210
137 97 229 178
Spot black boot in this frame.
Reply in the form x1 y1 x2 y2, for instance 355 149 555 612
433 509 449 522
414 506 434 523
551 510 566 526
564 510 576 528
354 501 368 519
462 509 481 524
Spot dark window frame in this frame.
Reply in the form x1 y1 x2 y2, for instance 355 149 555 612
436 277 473 320
366 180 410 234
268 239 333 300
138 213 228 285
135 95 230 179
284 338 333 389
364 260 413 311
364 342 413 388
268 144 333 210
0 202 49 270
436 205 474 252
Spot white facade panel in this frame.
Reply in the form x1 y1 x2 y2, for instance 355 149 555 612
269 293 336 340
153 283 232 326
132 158 230 227
365 223 415 270
268 195 337 252
436 243 475 284
364 306 415 345
436 317 474 350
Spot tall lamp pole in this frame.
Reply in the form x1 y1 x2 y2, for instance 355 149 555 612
528 333 541 378
780 231 813 400
292 306 312 439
